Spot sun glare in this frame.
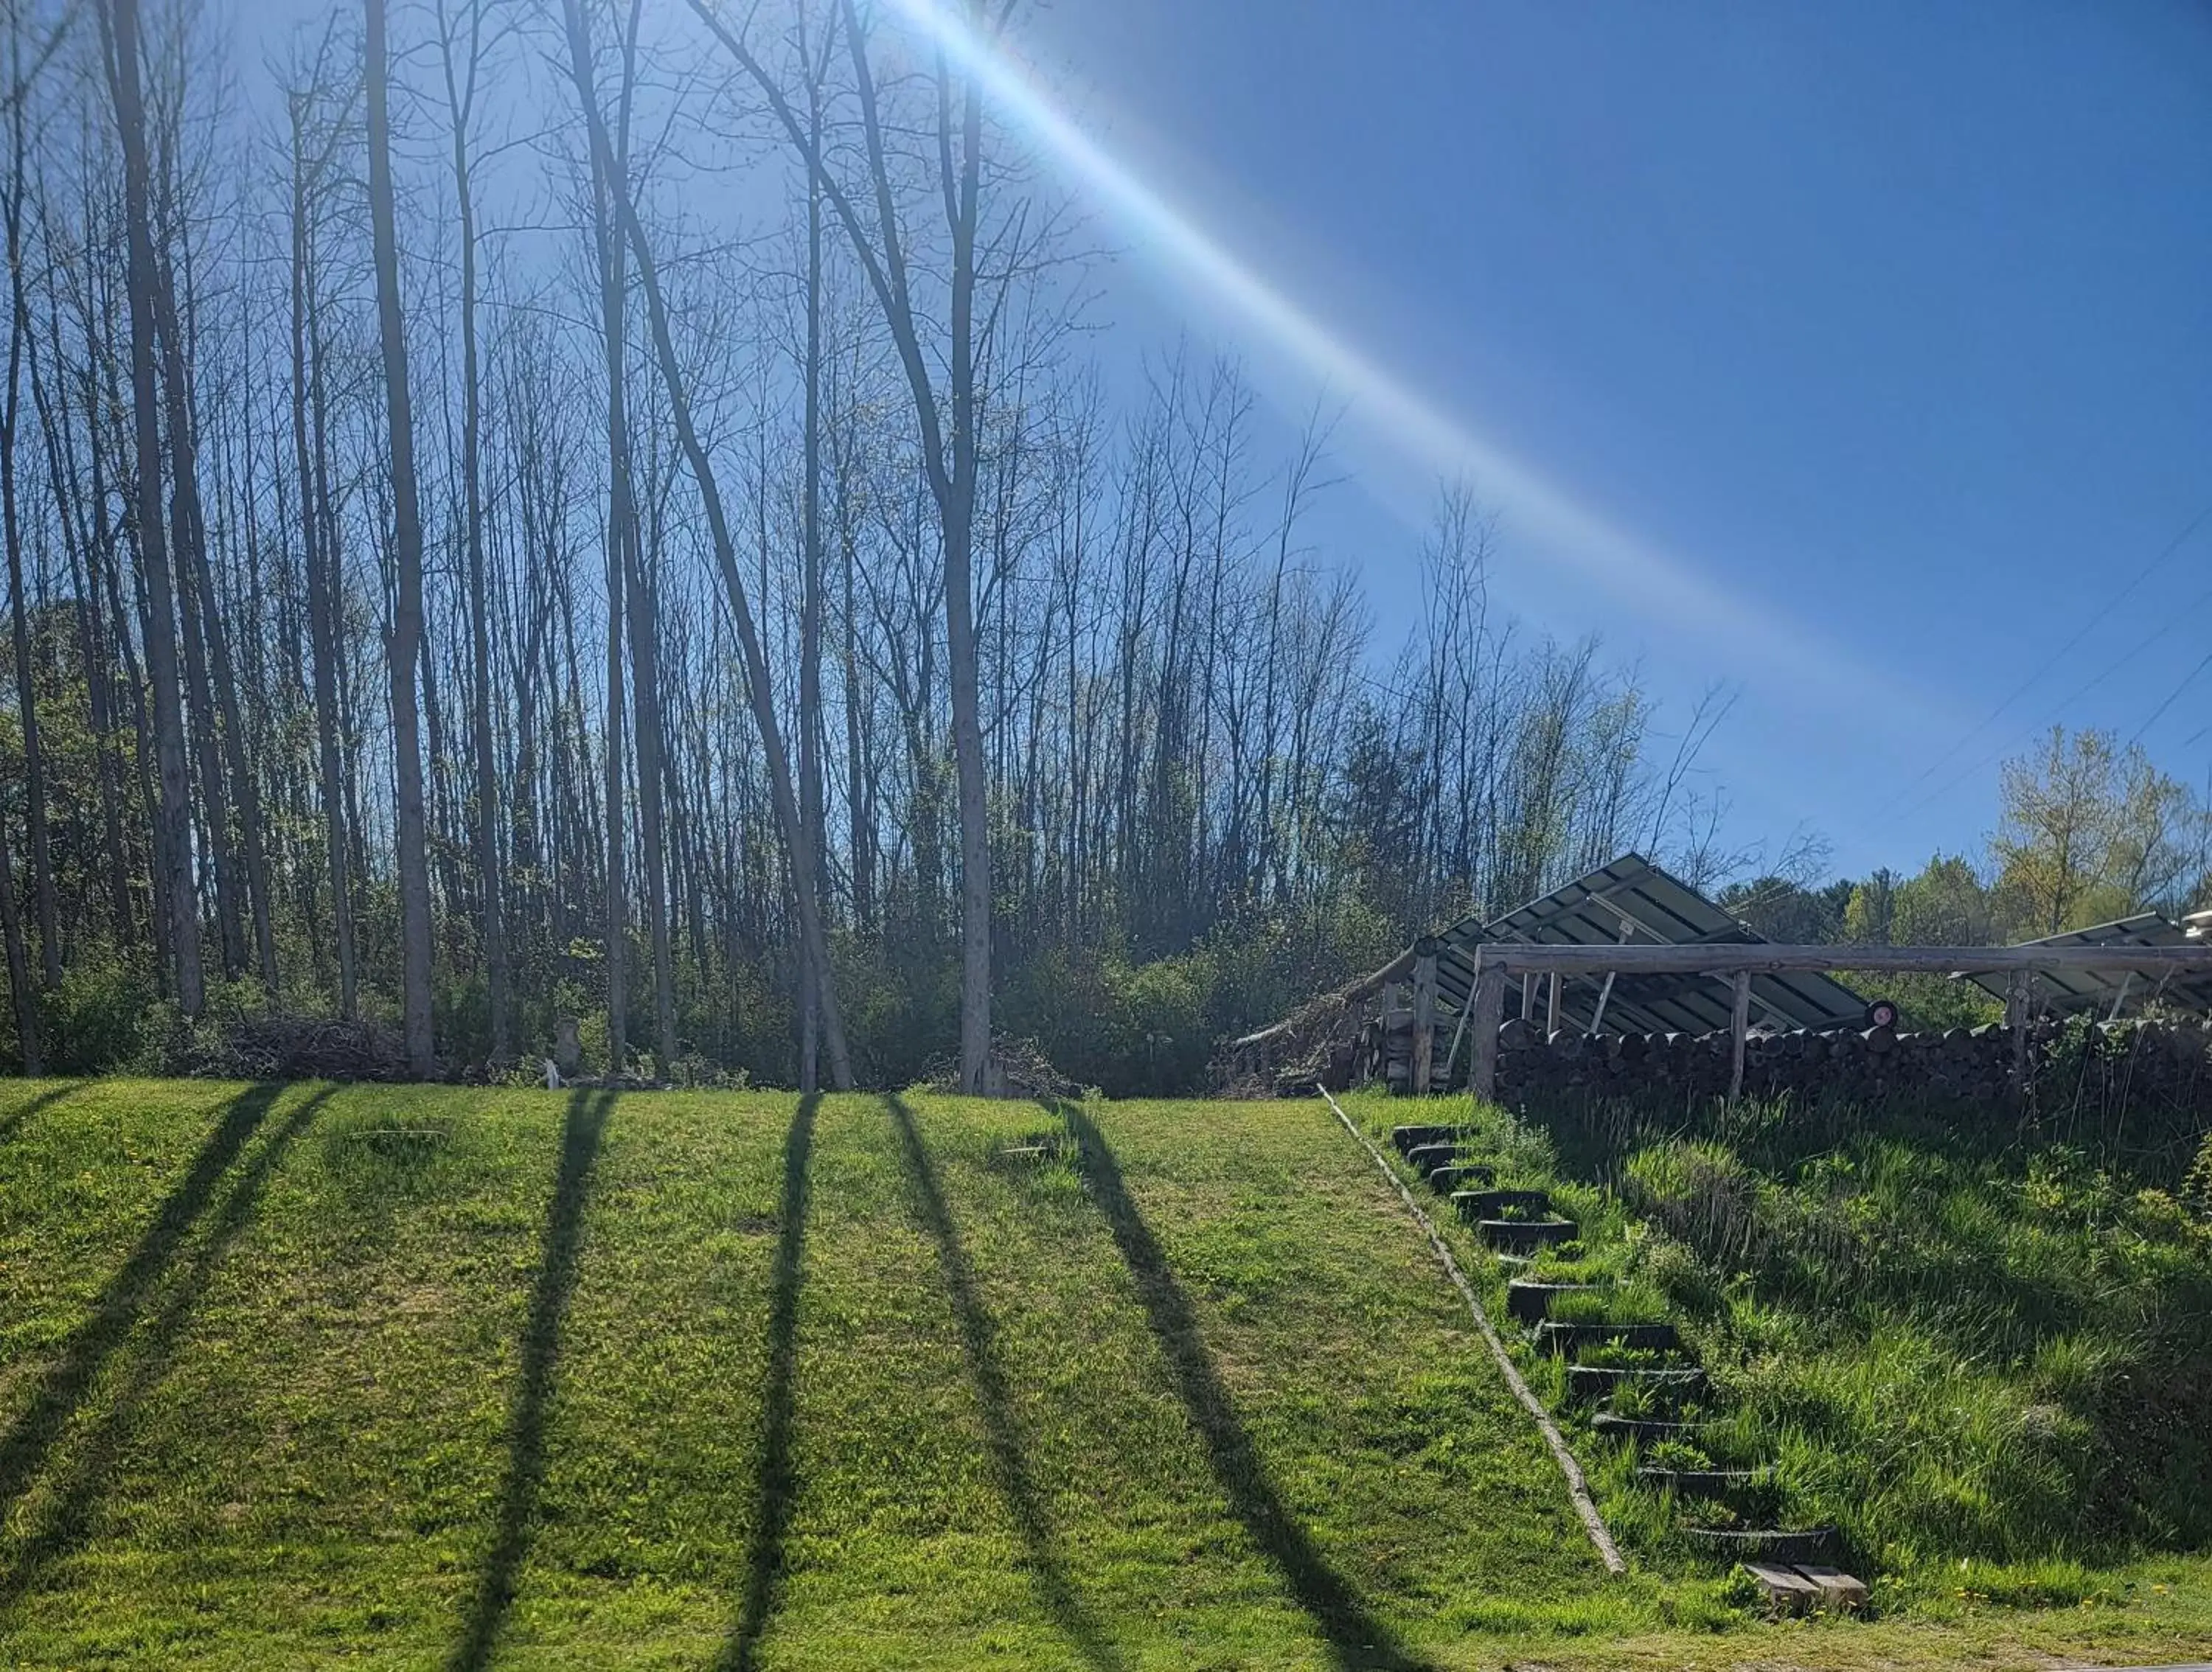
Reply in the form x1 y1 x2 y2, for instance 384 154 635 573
884 0 1924 719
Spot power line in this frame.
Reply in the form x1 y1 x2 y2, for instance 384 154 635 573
2128 648 2212 748
1869 497 2212 820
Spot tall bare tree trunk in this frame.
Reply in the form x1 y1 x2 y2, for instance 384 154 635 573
583 48 630 1077
0 826 33 1072
627 501 675 1078
796 77 827 1093
437 0 508 1060
0 72 55 989
366 0 437 1076
153 243 278 992
32 288 133 951
290 72 357 1017
97 0 202 1018
941 52 992 1094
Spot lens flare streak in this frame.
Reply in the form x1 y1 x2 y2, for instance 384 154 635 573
884 0 1927 720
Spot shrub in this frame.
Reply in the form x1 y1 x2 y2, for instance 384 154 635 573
38 952 157 1073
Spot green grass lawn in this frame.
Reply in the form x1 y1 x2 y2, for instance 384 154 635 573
1 1078 2208 1670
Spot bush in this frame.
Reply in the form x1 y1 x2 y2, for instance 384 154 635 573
36 953 157 1073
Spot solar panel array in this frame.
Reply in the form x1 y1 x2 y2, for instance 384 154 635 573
1968 913 2212 1018
1424 852 1868 1036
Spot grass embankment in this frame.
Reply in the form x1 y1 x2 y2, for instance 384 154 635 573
0 1079 1623 1670
1340 1085 2212 1662
4 1079 2209 1670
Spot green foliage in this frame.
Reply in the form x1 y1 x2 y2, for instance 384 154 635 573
1719 874 1854 944
33 952 156 1074
1834 969 2001 1031
2183 1128 2212 1220
1618 1122 2212 1564
1000 898 1402 1096
1991 727 2208 938
1643 1437 1714 1472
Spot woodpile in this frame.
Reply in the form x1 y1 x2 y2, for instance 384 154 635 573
181 1014 414 1081
1211 989 1369 1097
1492 1017 2212 1112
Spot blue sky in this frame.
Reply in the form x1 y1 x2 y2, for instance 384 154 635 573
1009 0 2212 877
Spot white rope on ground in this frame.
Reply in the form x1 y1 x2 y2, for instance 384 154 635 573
1317 1085 1627 1576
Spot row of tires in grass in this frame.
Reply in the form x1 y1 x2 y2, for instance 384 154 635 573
1391 1121 1840 1572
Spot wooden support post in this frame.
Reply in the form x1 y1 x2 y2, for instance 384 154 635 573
1547 971 1562 1036
1411 941 1438 1097
2007 967 2034 1097
1520 971 1536 1023
1440 997 1471 1087
1728 968 1751 1102
1588 970 1616 1035
2105 970 2133 1023
1471 956 1507 1103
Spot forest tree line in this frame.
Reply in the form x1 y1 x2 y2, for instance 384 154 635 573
0 0 2202 1091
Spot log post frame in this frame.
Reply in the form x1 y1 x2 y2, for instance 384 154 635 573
1547 971 1562 1036
1521 971 1537 1023
1728 967 1752 1102
2007 967 2034 1097
1471 955 1508 1103
1411 940 1439 1097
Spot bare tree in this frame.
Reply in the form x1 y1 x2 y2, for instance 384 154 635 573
559 0 853 1086
698 0 1008 1093
366 0 437 1075
288 36 358 1017
95 0 202 1017
436 0 510 1060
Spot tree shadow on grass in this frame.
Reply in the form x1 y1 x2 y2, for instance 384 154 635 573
886 1094 1125 1672
0 1081 285 1516
0 1085 334 1604
1050 1100 1435 1672
448 1087 612 1672
718 1093 818 1672
0 1082 83 1146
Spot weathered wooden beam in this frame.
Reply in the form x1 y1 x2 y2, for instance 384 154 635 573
1728 968 1751 1101
1744 1561 1823 1615
1470 943 2212 977
2007 967 2033 1095
1470 956 1507 1101
1412 946 1438 1096
1588 969 1617 1034
1226 945 1417 1049
1547 971 1562 1034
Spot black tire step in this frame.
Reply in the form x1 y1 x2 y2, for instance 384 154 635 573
1565 1364 1703 1401
1426 1163 1497 1194
1534 1320 1680 1356
1391 1124 1469 1155
1591 1413 1713 1444
1635 1466 1770 1496
1505 1280 1606 1323
1404 1143 1467 1176
1472 1216 1578 1255
1454 1188 1553 1219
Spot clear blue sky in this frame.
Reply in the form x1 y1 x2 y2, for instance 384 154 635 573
1015 0 2212 878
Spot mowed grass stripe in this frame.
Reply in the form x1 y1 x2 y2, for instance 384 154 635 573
0 1082 1609 1668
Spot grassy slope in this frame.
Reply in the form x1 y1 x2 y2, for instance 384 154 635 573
1335 1086 2212 1667
1 1079 2208 1671
0 1080 1614 1670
